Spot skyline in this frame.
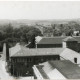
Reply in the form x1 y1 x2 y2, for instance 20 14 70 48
0 1 80 20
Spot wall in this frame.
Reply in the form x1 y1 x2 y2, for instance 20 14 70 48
62 42 66 48
67 41 78 51
9 55 60 77
37 44 62 48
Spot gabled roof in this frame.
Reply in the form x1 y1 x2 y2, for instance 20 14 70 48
37 36 80 44
73 36 80 43
37 37 66 44
60 48 80 64
11 47 64 57
63 36 77 42
35 60 80 79
49 60 80 79
9 42 65 57
36 65 49 79
39 62 54 74
34 61 66 79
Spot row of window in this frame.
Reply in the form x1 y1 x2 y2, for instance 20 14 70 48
12 58 32 63
11 56 60 63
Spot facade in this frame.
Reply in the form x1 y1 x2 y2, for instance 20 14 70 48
10 55 60 76
62 36 78 51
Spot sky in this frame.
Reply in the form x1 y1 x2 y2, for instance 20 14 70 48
0 1 80 20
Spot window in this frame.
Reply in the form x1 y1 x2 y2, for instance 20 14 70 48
74 58 77 63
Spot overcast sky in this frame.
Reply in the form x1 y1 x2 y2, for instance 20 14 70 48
0 1 80 20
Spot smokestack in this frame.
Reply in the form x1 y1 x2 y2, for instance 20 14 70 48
2 43 6 61
2 43 9 62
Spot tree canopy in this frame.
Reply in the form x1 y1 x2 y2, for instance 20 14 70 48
0 24 42 51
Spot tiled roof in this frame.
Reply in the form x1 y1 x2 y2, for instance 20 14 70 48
37 36 80 44
49 60 80 79
11 47 64 57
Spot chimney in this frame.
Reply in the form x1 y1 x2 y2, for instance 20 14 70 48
3 43 9 62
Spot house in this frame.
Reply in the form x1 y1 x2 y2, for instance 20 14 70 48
33 60 80 79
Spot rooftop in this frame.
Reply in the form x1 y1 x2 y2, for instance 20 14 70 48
49 60 80 79
36 65 49 79
10 47 64 57
9 42 65 57
63 36 77 42
37 36 80 44
60 48 80 64
35 60 80 79
39 60 80 79
34 61 66 79
37 37 66 44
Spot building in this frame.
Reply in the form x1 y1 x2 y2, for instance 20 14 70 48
73 31 79 36
36 37 66 48
8 44 64 77
3 36 80 77
36 36 80 52
62 36 78 51
33 60 80 79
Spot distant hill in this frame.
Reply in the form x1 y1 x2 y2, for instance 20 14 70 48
0 18 80 28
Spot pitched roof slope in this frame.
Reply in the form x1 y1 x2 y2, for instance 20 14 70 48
36 65 49 79
39 62 54 74
38 61 66 79
49 60 80 79
60 48 80 64
73 36 80 43
11 48 64 57
37 37 66 44
37 36 80 44
63 36 77 42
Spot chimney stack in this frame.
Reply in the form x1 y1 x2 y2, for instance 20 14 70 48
3 43 9 62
